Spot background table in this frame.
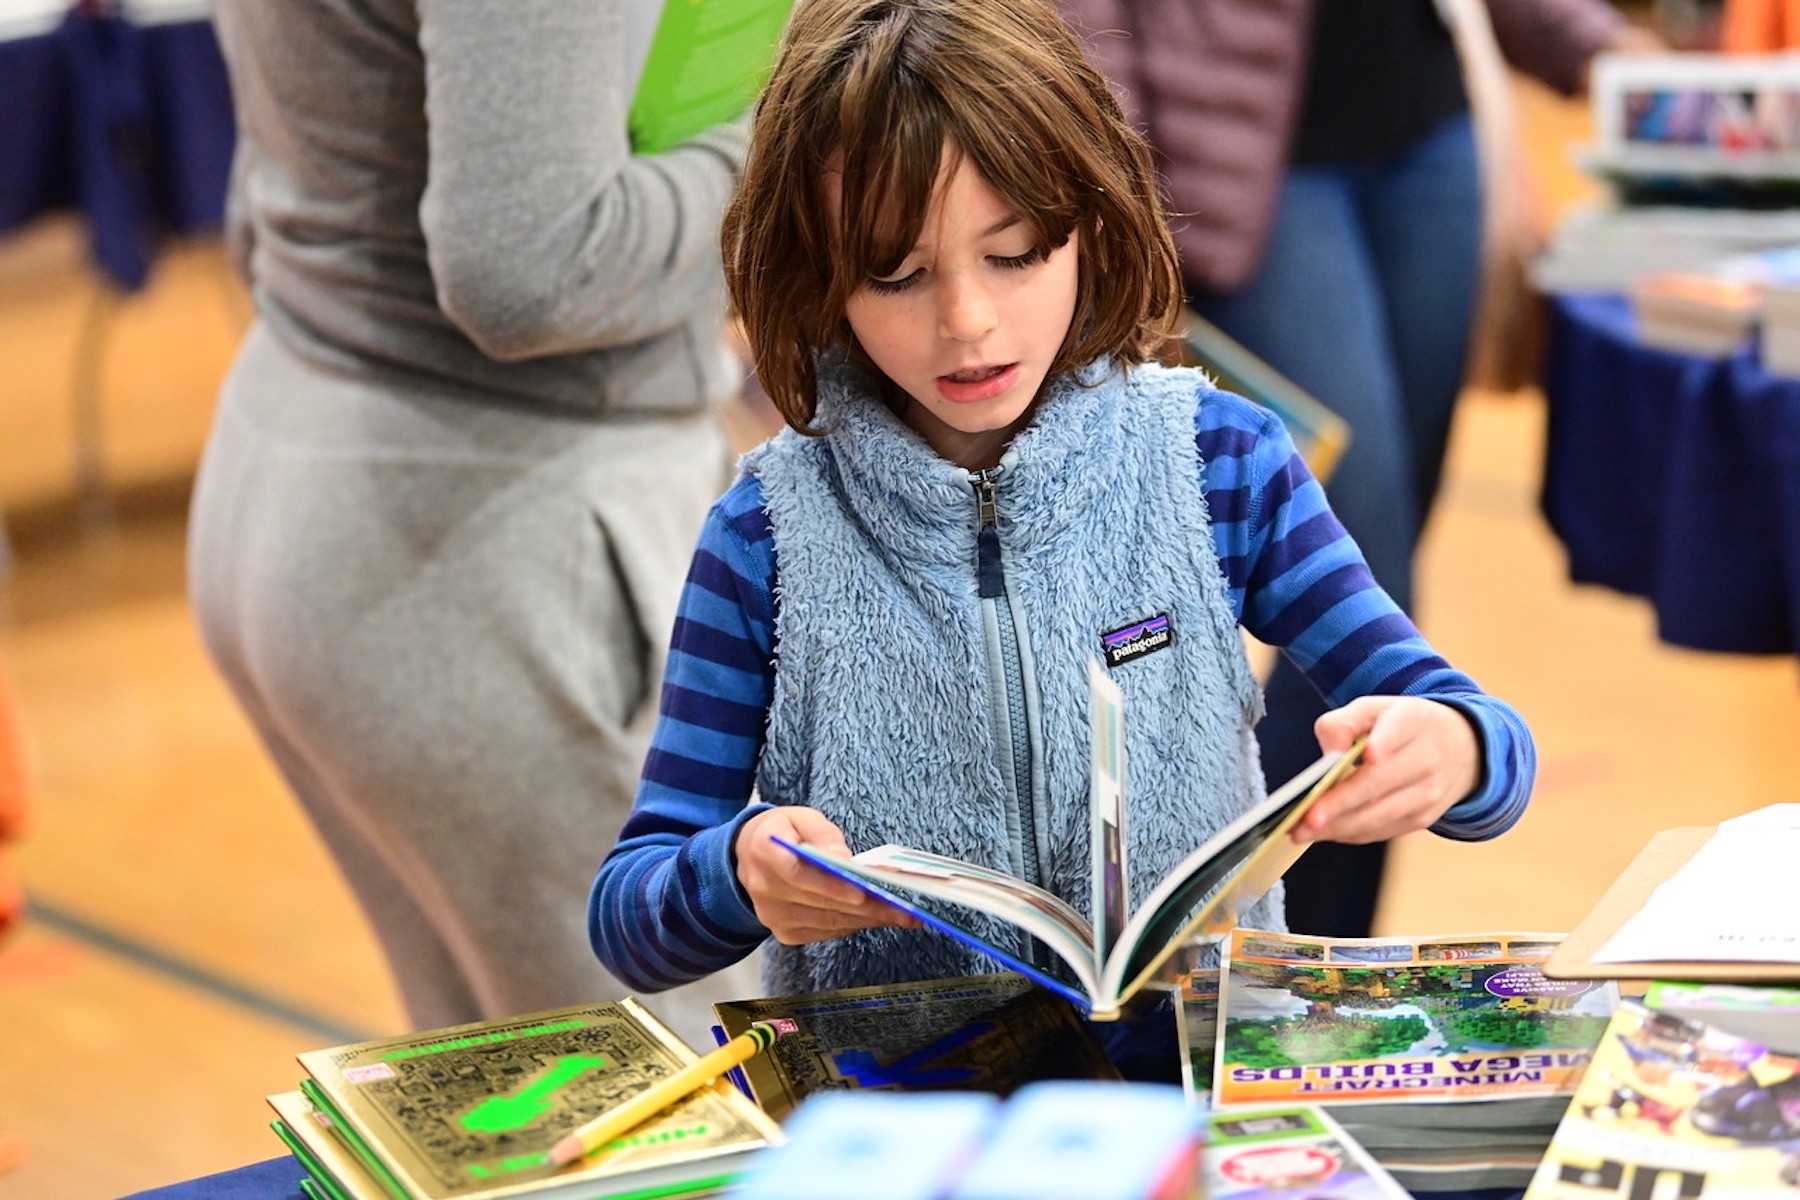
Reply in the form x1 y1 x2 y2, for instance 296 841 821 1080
1543 292 1800 655
0 0 234 290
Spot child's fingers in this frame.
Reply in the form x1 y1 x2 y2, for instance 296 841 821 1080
1297 699 1473 843
759 896 920 945
784 805 853 856
1304 774 1442 844
736 807 921 932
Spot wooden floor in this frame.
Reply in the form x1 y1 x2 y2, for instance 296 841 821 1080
5 78 1800 1200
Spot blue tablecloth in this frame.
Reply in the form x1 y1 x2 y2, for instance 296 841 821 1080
125 1157 305 1200
0 3 233 290
1543 293 1800 655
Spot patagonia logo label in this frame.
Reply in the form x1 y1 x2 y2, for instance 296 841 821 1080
1100 614 1172 667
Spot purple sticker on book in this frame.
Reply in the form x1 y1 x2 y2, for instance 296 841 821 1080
1485 966 1599 998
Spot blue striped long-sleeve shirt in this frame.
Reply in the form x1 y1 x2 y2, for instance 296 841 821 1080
588 390 1535 991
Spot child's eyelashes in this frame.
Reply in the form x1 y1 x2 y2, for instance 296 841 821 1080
992 246 1049 271
862 246 1051 296
865 270 921 296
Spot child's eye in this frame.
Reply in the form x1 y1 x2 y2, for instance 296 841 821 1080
865 269 922 296
992 247 1049 271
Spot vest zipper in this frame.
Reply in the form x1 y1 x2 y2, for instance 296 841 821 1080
971 467 1049 969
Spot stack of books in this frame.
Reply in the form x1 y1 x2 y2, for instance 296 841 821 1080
1533 203 1800 295
1534 52 1800 298
266 998 782 1200
1204 929 1621 1192
1630 271 1764 356
1526 815 1800 1199
1625 243 1800 363
1525 996 1800 1200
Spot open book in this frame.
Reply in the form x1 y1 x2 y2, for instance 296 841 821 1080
777 660 1366 1021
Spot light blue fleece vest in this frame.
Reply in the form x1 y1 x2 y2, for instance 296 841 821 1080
746 357 1276 997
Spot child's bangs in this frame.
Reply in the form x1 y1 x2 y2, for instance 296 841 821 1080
831 100 946 286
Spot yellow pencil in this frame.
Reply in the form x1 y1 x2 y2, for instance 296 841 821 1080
548 1021 780 1167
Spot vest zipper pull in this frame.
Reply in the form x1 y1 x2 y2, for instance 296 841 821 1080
972 468 1005 600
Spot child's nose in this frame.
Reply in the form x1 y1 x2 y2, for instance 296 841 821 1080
937 273 997 342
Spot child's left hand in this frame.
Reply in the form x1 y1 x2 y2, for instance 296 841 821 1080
1291 696 1481 846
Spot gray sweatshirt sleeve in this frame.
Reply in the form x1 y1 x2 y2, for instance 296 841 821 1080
415 0 748 362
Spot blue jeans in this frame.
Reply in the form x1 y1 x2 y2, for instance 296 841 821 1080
1192 113 1482 937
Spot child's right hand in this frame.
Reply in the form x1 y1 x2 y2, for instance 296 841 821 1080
734 806 921 945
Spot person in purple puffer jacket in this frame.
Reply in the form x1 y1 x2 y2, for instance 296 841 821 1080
1055 0 1654 939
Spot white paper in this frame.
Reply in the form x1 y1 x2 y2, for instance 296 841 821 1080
1590 806 1800 964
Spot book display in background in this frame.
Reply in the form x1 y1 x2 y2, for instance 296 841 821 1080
1203 1105 1410 1200
1582 52 1800 189
268 997 783 1200
712 971 1119 1122
1525 1000 1800 1200
629 0 794 154
1212 929 1621 1192
779 667 1366 1021
1533 53 1800 298
1531 204 1800 294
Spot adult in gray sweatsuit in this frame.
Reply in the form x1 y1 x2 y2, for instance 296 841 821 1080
188 1 761 1046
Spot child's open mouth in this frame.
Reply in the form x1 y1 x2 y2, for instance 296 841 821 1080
936 363 1020 402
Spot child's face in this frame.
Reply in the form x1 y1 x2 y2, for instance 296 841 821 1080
840 149 1079 471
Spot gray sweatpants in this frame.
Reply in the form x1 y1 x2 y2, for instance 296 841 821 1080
188 322 764 1047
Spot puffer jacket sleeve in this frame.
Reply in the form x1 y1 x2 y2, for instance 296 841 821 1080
1485 0 1628 96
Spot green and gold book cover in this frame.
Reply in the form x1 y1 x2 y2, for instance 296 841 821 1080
296 997 781 1200
269 1089 389 1200
713 972 1120 1121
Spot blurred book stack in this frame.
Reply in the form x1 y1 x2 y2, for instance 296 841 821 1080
732 1083 1202 1200
1534 52 1800 296
1627 243 1800 363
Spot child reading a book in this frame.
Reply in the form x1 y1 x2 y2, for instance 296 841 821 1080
587 0 1536 1077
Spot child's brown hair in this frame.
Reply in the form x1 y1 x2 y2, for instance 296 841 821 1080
723 0 1184 431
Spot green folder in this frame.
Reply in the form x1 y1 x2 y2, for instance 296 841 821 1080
630 0 796 154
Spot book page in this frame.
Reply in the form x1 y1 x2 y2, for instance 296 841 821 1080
1099 741 1366 1010
780 839 1099 1003
1591 805 1800 965
1087 659 1127 971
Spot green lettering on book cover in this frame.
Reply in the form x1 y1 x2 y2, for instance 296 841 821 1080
460 1054 609 1132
